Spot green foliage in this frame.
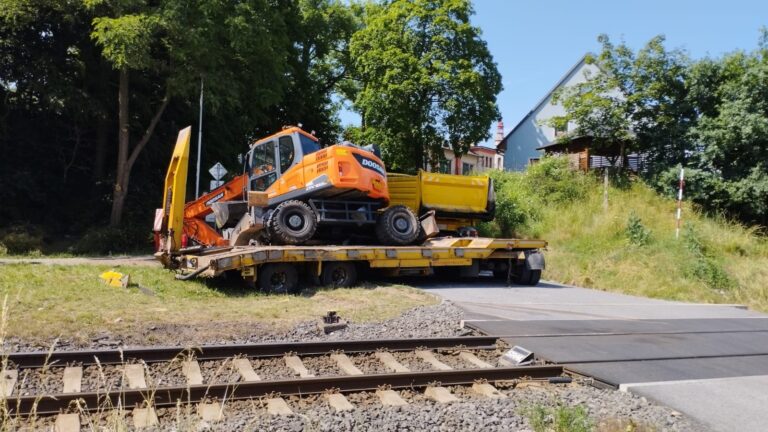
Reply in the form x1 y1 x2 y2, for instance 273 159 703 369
71 225 152 255
626 212 651 246
90 13 158 70
0 225 44 254
488 157 593 236
526 402 593 432
682 225 736 291
349 0 502 173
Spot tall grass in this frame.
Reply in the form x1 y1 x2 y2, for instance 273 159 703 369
483 157 768 311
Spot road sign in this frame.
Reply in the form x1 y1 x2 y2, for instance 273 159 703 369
209 162 227 180
210 180 224 190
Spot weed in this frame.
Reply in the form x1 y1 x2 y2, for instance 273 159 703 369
626 212 651 246
683 225 736 290
526 402 594 432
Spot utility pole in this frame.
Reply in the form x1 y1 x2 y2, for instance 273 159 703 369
195 77 204 198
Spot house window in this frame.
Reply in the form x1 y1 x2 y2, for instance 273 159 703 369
440 159 452 174
462 162 473 175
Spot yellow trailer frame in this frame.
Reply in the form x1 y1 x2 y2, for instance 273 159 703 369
174 236 547 289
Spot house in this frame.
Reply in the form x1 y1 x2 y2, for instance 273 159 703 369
498 55 602 171
434 121 506 175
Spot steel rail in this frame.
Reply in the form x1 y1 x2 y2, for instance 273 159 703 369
9 365 564 415
5 336 499 368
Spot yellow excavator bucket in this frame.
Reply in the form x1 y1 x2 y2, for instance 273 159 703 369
160 127 191 253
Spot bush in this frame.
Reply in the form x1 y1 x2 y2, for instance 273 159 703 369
626 212 651 246
524 156 592 205
0 225 44 254
683 225 736 290
71 225 152 255
486 156 593 236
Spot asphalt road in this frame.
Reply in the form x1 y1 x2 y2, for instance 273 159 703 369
418 278 768 432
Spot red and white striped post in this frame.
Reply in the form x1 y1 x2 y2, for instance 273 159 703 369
675 167 685 239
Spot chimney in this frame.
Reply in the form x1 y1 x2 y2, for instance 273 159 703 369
494 119 504 147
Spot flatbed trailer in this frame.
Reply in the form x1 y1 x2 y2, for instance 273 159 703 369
171 236 547 292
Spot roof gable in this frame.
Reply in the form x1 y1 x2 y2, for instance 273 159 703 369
498 54 597 152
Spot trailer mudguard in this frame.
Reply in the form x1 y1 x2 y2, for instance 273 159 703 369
525 250 546 270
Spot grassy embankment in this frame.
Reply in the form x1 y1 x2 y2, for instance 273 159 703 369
483 157 768 312
0 264 437 341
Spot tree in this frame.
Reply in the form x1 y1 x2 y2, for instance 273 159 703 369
349 0 502 173
549 35 694 173
86 0 290 225
679 29 768 226
263 0 360 144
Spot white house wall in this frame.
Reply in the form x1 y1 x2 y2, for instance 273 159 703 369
504 59 602 171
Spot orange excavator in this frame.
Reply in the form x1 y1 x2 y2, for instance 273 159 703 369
155 126 421 254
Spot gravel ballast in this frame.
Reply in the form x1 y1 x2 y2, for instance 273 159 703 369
2 301 706 431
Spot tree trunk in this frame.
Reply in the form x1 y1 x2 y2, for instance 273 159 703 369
109 67 170 227
110 67 130 226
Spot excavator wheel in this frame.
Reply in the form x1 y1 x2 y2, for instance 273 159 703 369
375 205 420 245
268 200 318 245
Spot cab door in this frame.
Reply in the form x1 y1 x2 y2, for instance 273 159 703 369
274 133 304 194
249 140 278 193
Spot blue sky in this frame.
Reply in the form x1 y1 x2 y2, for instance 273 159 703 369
338 0 767 146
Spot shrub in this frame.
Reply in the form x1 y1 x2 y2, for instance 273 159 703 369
626 212 651 246
683 225 736 290
0 225 44 254
71 225 152 255
486 156 593 237
524 155 592 205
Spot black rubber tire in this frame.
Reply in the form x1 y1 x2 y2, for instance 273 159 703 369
268 200 317 245
375 205 419 245
258 263 299 294
320 262 358 288
515 267 542 286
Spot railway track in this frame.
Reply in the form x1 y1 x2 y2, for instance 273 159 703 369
0 337 566 429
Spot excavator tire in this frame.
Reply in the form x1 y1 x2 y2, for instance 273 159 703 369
268 200 318 245
375 205 419 245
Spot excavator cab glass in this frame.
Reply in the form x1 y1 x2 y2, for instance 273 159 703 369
250 140 277 191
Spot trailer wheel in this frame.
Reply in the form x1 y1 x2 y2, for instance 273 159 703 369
375 205 419 245
258 263 299 294
515 268 541 286
268 200 317 245
321 262 358 288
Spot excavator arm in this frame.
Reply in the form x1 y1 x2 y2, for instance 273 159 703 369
155 126 248 257
182 174 248 247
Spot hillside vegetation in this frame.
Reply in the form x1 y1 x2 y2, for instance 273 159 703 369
481 157 768 312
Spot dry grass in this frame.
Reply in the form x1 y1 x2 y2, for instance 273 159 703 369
0 264 438 342
530 181 768 311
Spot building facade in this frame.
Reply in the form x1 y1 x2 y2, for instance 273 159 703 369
498 56 601 171
432 120 506 175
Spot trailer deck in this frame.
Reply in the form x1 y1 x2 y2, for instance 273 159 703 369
171 236 547 290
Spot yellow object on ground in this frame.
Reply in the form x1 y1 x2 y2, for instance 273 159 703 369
99 270 130 288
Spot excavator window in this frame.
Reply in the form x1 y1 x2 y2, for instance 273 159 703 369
250 140 277 191
299 134 320 155
278 136 295 172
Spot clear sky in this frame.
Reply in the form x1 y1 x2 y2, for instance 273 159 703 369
338 0 768 146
